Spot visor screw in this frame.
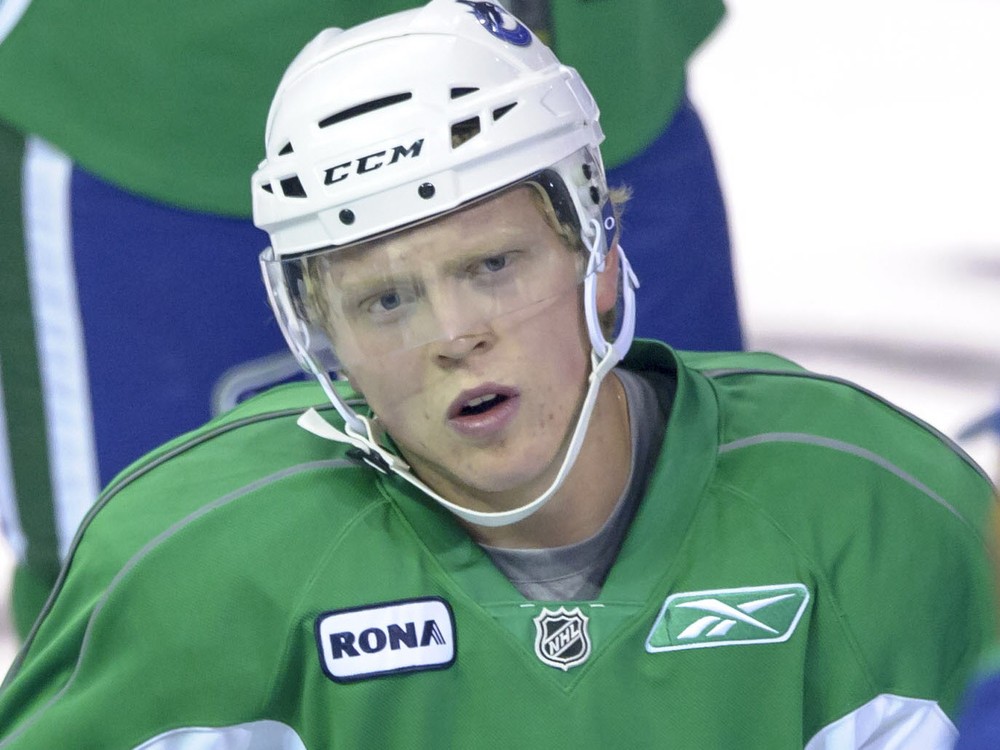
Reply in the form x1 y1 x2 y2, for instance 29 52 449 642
418 182 436 199
582 163 593 180
589 186 600 204
339 209 355 225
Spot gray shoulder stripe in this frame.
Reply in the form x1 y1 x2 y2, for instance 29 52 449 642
12 403 359 679
701 368 797 379
719 432 969 528
0 458 357 719
702 367 992 485
101 401 361 500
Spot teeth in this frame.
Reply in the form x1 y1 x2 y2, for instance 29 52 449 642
465 394 498 408
458 393 506 417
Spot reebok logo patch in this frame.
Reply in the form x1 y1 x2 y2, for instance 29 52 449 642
645 583 809 653
315 597 455 682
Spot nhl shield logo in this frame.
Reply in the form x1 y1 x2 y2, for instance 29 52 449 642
533 606 591 671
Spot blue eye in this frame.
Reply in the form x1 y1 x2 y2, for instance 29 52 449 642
362 286 418 320
375 292 401 311
481 255 508 273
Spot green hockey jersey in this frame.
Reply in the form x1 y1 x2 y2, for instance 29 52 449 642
0 342 994 748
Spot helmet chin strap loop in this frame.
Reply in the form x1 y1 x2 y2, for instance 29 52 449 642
297 345 615 527
296 241 639 529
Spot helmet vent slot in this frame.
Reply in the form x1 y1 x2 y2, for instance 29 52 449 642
280 176 307 198
451 116 481 148
492 103 517 121
261 183 274 194
278 142 294 155
450 87 479 99
319 92 413 128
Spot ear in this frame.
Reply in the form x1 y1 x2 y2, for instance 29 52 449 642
595 242 621 315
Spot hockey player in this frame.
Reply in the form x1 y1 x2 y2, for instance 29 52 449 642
0 1 995 747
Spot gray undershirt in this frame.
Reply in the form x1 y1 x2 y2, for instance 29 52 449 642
481 368 668 601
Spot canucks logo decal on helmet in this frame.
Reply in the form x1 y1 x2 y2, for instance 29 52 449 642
533 606 591 671
458 1 532 47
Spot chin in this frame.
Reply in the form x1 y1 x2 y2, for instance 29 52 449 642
446 450 563 501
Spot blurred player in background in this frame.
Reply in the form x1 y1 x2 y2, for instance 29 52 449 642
0 0 739 638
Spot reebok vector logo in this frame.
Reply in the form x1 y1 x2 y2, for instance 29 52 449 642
645 583 809 653
315 598 455 682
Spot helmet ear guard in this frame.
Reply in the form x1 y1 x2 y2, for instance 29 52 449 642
253 0 639 527
259 250 368 435
259 249 312 372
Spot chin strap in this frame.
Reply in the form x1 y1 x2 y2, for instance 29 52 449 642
296 240 639 528
297 342 620 527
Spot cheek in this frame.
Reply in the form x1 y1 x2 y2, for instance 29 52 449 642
516 295 592 393
345 353 429 429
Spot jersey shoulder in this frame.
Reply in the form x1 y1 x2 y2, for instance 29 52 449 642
676 347 996 718
680 346 992 502
90 377 376 553
11 379 397 679
38 380 380 615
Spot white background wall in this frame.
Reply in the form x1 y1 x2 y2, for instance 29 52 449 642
1 0 998 679
689 0 1000 480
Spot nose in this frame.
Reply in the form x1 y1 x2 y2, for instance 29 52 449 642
427 282 496 364
432 329 494 364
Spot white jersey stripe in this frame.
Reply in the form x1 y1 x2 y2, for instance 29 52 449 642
133 720 307 750
0 0 32 46
805 693 957 749
23 137 99 559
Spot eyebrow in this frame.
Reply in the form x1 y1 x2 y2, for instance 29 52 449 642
335 241 524 284
333 271 420 301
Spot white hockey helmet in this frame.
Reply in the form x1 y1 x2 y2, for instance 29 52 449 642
254 0 610 256
253 0 638 527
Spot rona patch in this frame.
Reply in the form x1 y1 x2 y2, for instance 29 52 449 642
315 597 455 683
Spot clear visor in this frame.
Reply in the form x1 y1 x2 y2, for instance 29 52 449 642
261 186 594 379
258 180 638 527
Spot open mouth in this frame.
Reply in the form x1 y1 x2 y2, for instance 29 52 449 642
459 393 510 417
447 385 520 438
448 385 519 421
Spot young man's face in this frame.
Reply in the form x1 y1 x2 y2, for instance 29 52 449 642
315 185 615 513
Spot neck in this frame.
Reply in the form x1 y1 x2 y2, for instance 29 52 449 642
463 372 631 549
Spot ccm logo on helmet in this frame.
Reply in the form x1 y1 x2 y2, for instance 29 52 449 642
323 139 425 186
315 597 455 682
